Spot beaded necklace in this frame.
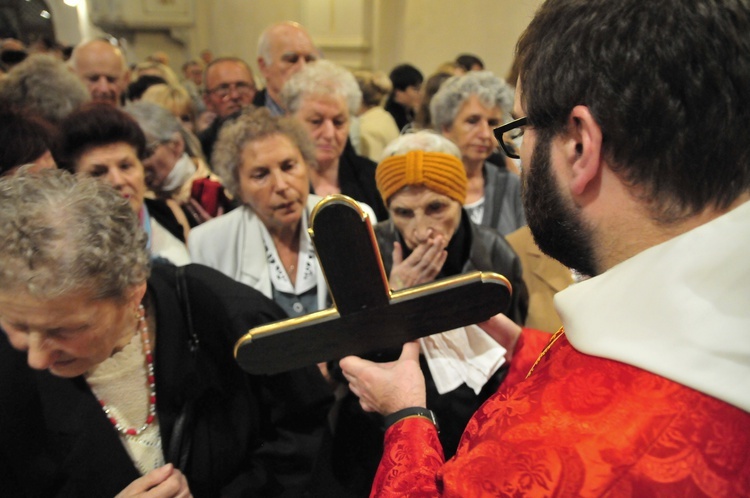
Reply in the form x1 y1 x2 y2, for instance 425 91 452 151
95 304 157 437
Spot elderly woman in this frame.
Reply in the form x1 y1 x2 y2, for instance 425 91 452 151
328 131 528 495
125 100 229 226
431 71 526 236
187 108 341 494
189 108 375 318
189 108 325 315
56 102 191 266
0 169 331 496
280 60 388 220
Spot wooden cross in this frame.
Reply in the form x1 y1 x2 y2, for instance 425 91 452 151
234 195 512 375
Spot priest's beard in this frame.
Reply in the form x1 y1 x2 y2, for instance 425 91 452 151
521 134 598 277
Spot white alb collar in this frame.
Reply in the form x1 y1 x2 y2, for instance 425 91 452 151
556 200 750 412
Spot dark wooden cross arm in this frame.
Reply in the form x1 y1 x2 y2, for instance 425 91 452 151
234 195 512 375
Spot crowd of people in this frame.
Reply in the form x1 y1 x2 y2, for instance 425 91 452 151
1 1 748 496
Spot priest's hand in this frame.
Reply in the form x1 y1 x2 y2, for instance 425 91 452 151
340 341 426 415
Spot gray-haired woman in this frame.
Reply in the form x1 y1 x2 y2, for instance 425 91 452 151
125 100 231 226
0 168 335 496
280 59 388 220
431 71 526 236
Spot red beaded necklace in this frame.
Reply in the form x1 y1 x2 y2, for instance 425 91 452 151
95 304 157 437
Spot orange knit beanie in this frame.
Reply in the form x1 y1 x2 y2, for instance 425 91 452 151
375 150 468 205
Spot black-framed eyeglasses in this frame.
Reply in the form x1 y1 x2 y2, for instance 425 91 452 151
205 81 255 99
493 116 527 159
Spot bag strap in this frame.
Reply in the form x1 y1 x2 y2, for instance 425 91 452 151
168 266 198 472
176 266 200 354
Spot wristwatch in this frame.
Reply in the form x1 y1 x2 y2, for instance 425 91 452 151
384 407 440 433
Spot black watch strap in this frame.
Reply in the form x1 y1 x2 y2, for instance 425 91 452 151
384 407 440 433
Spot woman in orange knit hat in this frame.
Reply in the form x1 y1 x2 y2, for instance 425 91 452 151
327 130 527 496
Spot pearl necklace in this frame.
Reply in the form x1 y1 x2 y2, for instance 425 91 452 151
96 304 157 437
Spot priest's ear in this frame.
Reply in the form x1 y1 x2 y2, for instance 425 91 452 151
565 105 603 197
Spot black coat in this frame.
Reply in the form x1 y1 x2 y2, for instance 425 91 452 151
318 140 389 221
384 95 413 132
0 264 333 497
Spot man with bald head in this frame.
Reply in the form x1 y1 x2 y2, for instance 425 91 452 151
70 39 129 107
253 21 319 115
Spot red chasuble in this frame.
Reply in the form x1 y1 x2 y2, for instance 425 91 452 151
371 329 750 497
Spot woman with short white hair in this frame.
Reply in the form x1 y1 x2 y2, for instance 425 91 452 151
431 71 525 236
280 60 388 220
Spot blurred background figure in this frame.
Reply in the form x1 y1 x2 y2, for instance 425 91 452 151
125 74 167 102
254 21 319 116
56 103 191 266
351 69 400 162
0 106 58 177
410 70 454 132
455 53 485 73
125 100 229 227
146 50 169 66
182 59 203 88
199 48 213 65
140 83 200 135
281 59 388 220
431 71 525 236
180 59 206 118
199 56 257 161
434 61 461 76
69 39 130 107
385 63 423 131
0 54 90 124
131 60 180 87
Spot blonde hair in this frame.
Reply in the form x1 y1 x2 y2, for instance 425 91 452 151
141 84 196 127
132 61 180 87
353 70 392 107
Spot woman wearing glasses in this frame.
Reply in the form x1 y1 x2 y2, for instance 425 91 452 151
57 103 192 266
431 71 526 236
